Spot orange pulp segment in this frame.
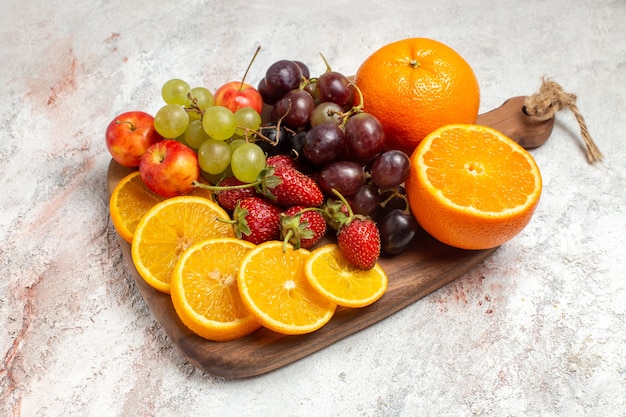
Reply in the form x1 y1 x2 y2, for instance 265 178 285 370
109 170 213 243
237 241 337 335
170 237 260 341
131 196 234 293
305 244 388 308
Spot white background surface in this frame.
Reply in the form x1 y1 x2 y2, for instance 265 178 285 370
1 0 625 416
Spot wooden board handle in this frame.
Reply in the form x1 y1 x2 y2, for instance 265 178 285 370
476 96 554 148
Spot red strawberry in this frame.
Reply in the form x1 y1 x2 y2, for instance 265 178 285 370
232 197 282 244
327 189 381 270
337 216 381 270
280 206 327 250
214 176 257 213
260 163 324 208
266 154 297 170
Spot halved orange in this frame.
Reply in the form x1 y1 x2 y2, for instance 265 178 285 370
405 124 542 250
170 237 260 341
305 244 387 308
237 241 337 335
131 196 234 293
109 170 213 243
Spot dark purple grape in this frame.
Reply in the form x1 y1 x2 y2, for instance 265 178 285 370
290 131 307 161
344 112 385 162
293 60 310 79
304 81 318 103
350 184 382 217
316 71 353 107
303 122 345 165
265 60 302 96
369 150 411 189
256 125 293 156
257 77 282 105
379 186 408 213
378 209 419 255
271 89 315 129
318 161 366 197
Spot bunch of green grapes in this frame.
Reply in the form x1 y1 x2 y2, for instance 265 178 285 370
154 78 265 184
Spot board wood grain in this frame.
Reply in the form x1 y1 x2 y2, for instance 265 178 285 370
107 96 553 379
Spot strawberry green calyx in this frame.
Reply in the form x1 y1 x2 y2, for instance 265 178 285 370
280 206 327 251
321 197 350 231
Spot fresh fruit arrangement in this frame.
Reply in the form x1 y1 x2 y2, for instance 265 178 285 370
106 38 542 342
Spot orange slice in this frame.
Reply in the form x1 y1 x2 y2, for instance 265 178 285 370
109 171 161 243
131 196 234 294
405 124 542 250
305 244 387 308
170 237 260 341
109 170 213 243
237 241 337 335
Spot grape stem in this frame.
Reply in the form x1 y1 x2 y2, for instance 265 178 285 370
185 93 205 117
379 187 411 214
350 82 365 110
299 75 310 90
233 98 296 148
326 83 365 128
233 126 259 142
319 52 333 73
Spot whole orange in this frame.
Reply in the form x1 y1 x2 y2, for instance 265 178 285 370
355 38 480 154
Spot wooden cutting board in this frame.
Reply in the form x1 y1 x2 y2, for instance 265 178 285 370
107 96 553 379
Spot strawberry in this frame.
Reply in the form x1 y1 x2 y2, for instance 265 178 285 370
327 189 381 270
280 206 327 250
266 154 297 170
337 216 381 270
231 197 282 244
193 155 323 209
214 176 257 213
259 162 324 208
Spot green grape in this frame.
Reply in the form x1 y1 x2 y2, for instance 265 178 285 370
202 105 237 140
234 107 262 137
310 101 343 127
154 104 189 138
231 142 266 183
188 86 214 121
197 138 232 175
162 79 191 106
190 86 214 109
175 132 189 146
184 119 211 149
228 134 245 142
229 138 247 156
201 165 233 185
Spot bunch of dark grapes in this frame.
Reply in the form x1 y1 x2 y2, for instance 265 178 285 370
255 58 419 255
